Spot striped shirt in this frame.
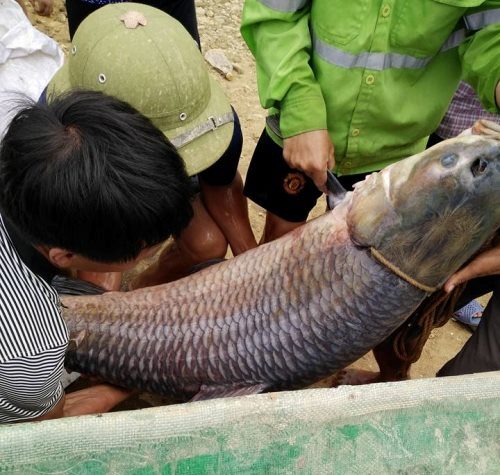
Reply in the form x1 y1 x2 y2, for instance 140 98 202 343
437 82 500 139
0 215 68 423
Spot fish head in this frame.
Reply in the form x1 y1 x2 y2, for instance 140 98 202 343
347 127 500 288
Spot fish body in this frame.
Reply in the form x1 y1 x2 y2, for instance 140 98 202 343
62 130 500 400
63 206 422 399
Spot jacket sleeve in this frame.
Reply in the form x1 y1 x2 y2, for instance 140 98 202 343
241 0 327 138
459 4 500 112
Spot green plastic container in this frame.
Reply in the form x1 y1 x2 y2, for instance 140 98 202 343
1 372 499 474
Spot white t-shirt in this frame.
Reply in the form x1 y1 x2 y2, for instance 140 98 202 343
0 215 68 423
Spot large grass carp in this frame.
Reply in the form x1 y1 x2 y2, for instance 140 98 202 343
61 127 500 401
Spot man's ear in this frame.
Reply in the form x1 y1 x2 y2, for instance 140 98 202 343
47 248 75 269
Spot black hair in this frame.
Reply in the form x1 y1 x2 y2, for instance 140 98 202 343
0 90 194 263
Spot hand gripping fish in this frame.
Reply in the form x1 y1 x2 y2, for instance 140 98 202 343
61 126 500 401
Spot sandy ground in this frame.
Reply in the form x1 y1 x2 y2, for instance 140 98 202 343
25 0 479 404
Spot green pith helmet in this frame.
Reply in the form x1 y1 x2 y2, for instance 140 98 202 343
48 3 234 176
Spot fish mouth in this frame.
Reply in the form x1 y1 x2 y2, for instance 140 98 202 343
467 120 500 180
470 157 489 177
467 141 500 185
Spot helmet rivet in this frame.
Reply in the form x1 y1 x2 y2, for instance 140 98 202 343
98 73 107 84
71 45 77 55
179 112 187 121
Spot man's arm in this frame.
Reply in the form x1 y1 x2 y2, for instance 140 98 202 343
446 74 499 291
445 245 500 292
33 384 134 421
0 351 132 423
241 1 332 189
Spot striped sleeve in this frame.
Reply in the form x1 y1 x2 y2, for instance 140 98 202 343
0 214 69 423
0 345 66 423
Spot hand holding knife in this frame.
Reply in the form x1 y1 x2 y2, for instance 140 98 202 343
266 115 346 210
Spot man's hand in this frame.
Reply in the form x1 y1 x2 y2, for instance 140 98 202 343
28 0 53 16
445 246 500 292
283 130 334 191
33 384 134 422
62 384 134 417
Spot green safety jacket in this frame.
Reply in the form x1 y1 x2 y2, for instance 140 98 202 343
241 0 500 175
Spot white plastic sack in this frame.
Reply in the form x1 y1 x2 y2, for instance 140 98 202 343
0 0 64 137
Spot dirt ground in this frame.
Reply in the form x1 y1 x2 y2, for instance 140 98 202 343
25 0 479 398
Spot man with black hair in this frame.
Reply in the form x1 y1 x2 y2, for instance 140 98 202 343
0 90 194 423
48 4 258 292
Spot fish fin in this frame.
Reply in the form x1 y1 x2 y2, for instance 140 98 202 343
191 383 269 402
66 329 87 352
51 275 106 296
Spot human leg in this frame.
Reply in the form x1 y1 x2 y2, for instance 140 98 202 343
65 0 100 39
66 0 199 45
259 212 304 244
438 276 500 376
200 173 257 255
145 0 199 46
130 195 227 288
198 110 257 255
131 109 252 287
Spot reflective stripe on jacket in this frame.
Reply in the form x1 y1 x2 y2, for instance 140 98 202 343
241 0 500 175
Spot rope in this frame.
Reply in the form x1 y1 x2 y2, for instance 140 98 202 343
370 248 438 294
370 230 498 367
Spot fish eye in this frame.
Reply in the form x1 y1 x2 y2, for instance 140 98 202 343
441 153 458 168
471 157 488 177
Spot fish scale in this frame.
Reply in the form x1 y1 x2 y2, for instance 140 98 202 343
62 130 500 400
63 205 424 399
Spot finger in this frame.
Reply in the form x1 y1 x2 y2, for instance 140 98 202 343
328 153 335 170
444 265 477 293
281 151 297 171
444 276 461 293
311 168 327 191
